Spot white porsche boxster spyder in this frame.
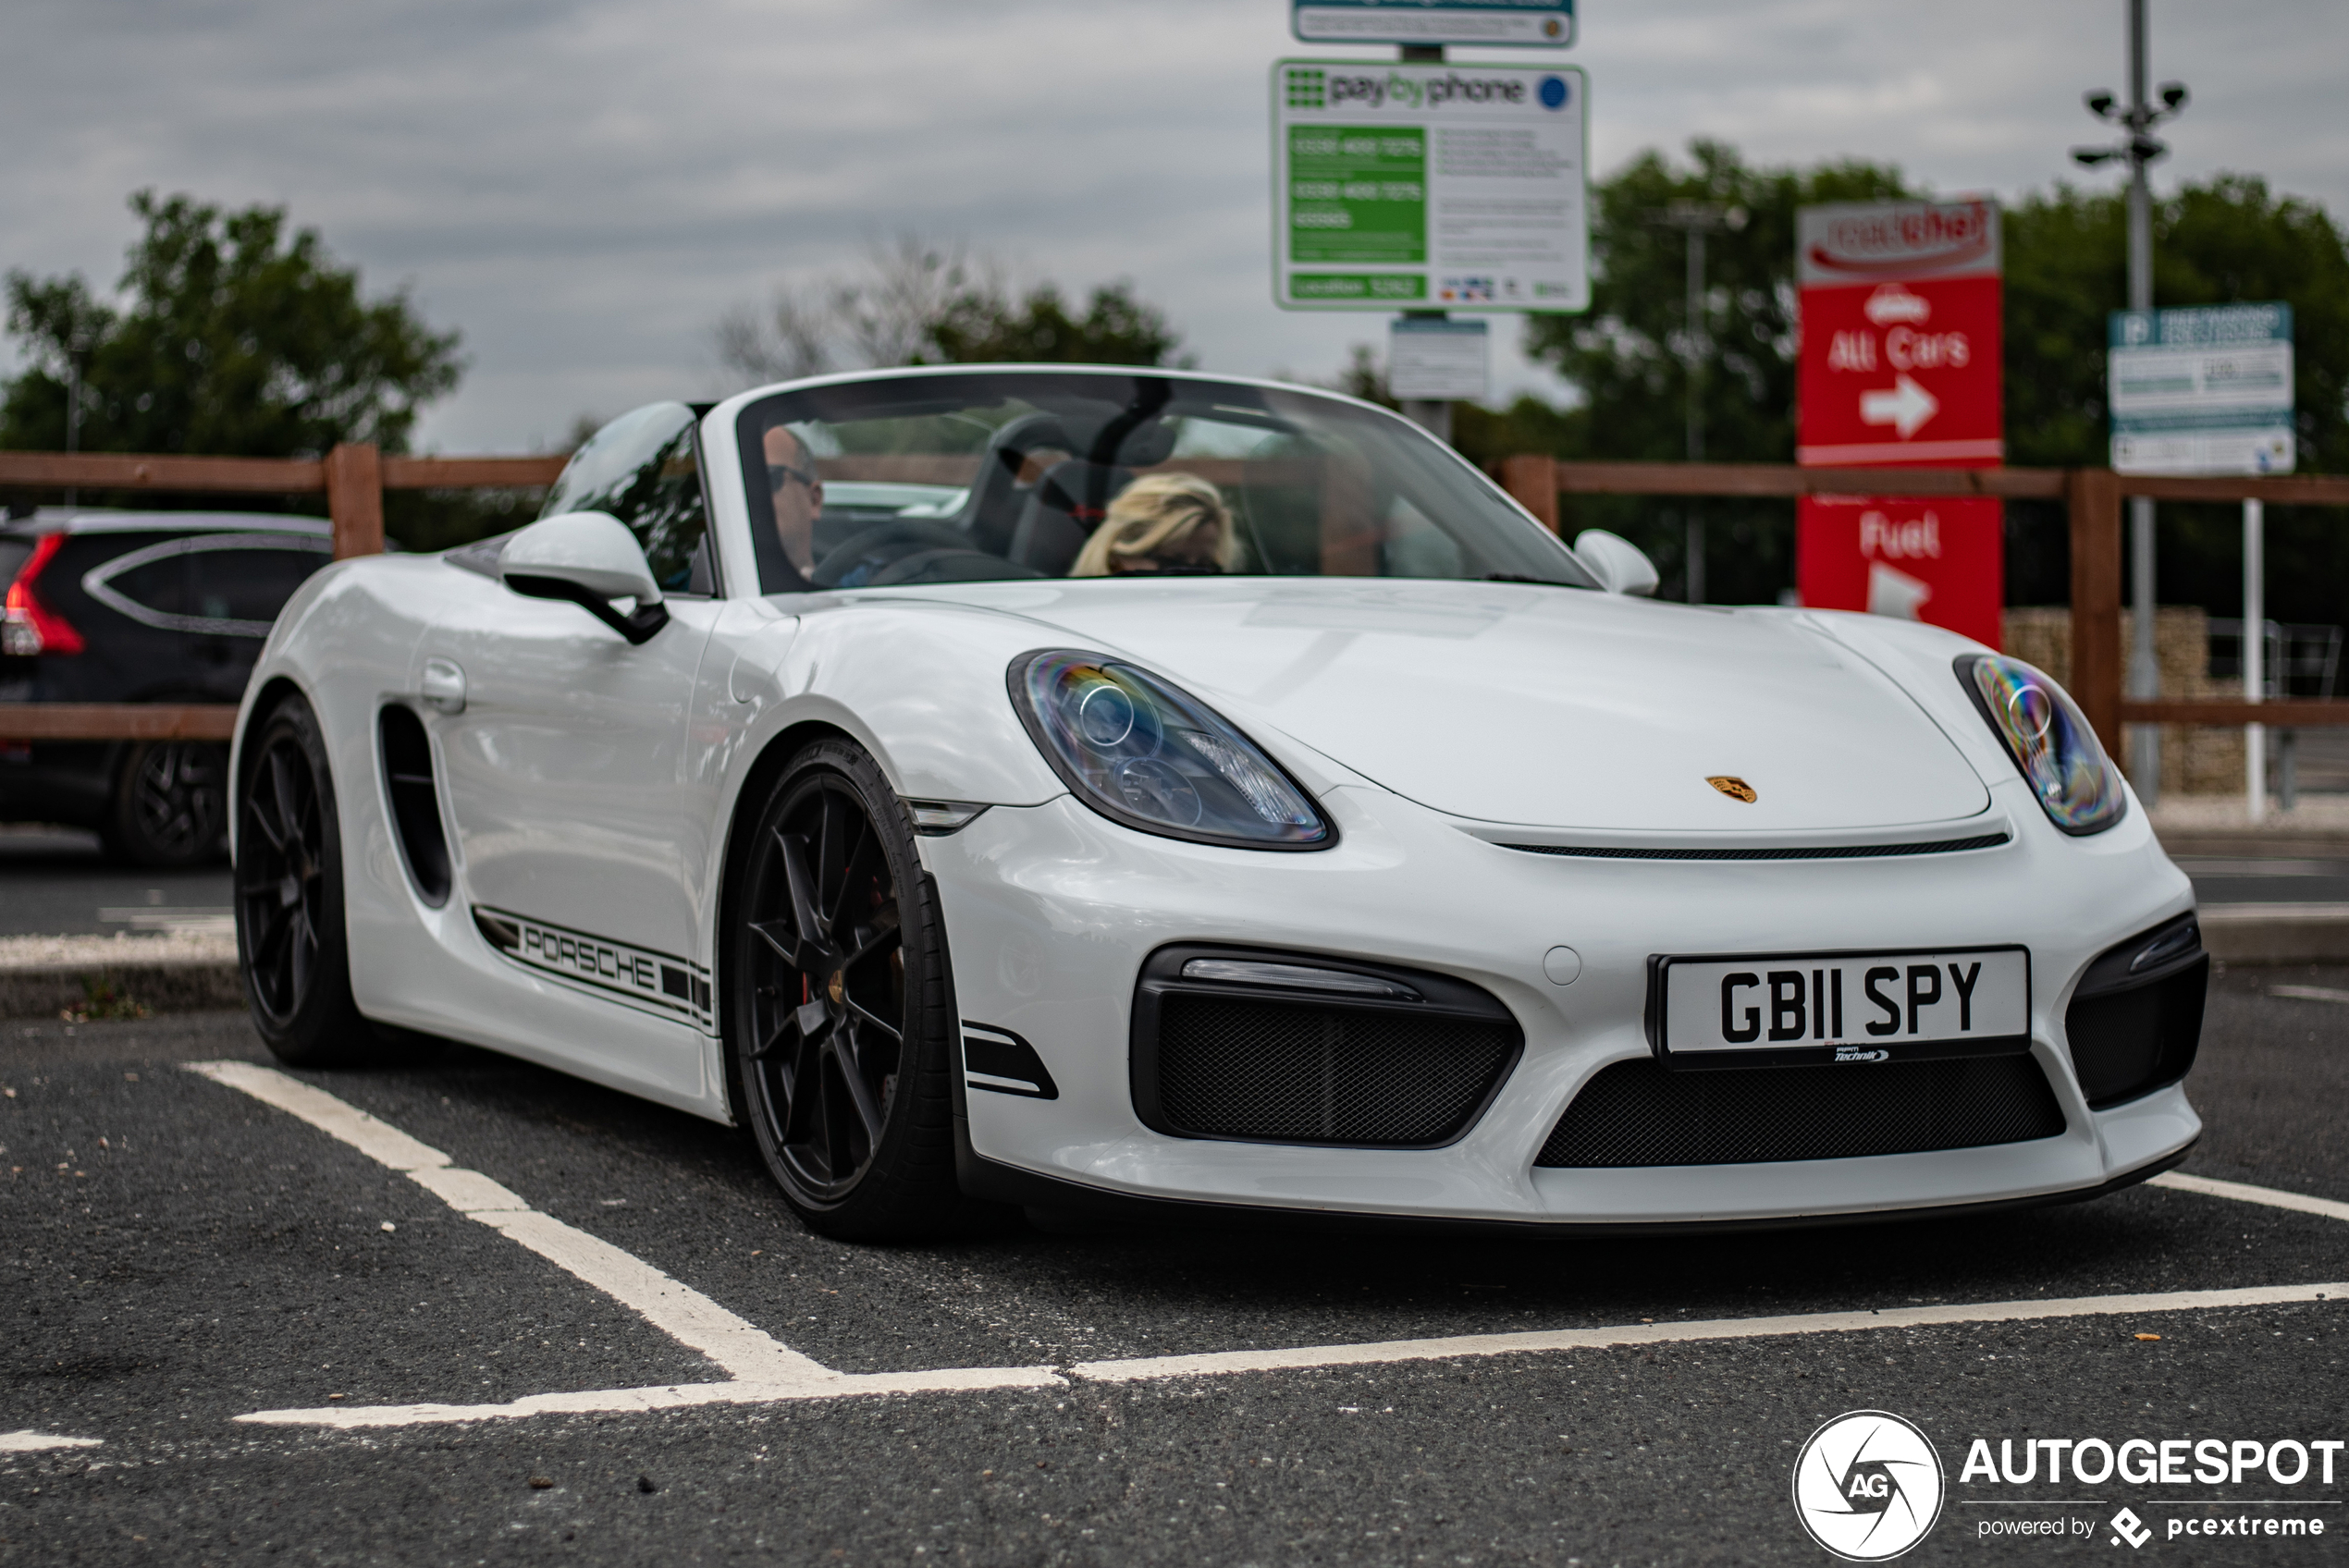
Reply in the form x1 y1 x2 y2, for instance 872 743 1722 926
231 366 2206 1239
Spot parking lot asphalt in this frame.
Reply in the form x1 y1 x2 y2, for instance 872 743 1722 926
0 830 230 939
4 968 2347 1565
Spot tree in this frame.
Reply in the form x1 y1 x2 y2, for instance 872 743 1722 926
1466 144 2349 614
3 190 462 458
1470 141 1917 602
926 279 1184 367
2007 175 2349 471
713 236 1187 382
2002 176 2349 616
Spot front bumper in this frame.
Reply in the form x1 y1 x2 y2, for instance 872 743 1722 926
923 780 2200 1228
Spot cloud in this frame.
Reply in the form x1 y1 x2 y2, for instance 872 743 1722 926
1 0 2340 449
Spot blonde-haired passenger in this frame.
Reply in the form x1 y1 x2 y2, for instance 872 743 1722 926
1067 472 1236 577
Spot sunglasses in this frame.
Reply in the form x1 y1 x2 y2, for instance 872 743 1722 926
768 460 818 491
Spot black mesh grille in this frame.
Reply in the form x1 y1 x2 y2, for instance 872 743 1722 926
1154 994 1517 1146
2066 956 2208 1109
1536 1055 2067 1168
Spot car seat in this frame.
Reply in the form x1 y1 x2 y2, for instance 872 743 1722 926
1005 420 1181 576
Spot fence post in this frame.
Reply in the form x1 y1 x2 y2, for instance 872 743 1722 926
1500 454 1561 534
2067 467 2124 752
325 443 384 558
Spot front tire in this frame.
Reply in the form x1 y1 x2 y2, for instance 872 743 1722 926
729 739 962 1240
235 695 372 1066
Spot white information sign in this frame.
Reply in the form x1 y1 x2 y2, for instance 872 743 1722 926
2109 303 2295 474
1293 0 1574 48
1388 318 1490 399
1273 60 1588 312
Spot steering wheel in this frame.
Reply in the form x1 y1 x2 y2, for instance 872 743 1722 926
809 519 983 589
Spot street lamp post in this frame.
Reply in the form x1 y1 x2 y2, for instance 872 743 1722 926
1646 200 1745 604
2073 0 2188 802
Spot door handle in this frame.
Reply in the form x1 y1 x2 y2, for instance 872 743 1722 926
421 658 467 715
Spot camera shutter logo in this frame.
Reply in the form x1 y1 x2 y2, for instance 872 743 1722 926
1791 1410 1945 1561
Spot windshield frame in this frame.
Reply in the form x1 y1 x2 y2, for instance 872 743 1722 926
729 366 1596 597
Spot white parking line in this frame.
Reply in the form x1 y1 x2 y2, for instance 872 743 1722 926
2150 1170 2349 1224
238 1278 2348 1429
187 1061 835 1388
1065 1280 2346 1384
2269 984 2349 1006
238 1366 1068 1430
0 1431 103 1453
190 1060 2349 1431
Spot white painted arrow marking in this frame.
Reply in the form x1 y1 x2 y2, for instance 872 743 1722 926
1860 373 1939 438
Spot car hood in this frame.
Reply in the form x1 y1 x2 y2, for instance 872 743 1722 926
944 578 1991 832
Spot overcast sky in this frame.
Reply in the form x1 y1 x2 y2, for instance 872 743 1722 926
4 0 2343 453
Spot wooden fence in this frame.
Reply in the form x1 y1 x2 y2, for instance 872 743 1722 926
0 443 562 741
6 442 2348 756
1497 457 2349 752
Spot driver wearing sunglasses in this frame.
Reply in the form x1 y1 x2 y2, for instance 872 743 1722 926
762 424 826 577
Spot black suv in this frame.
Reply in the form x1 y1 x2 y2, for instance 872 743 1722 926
1 509 333 865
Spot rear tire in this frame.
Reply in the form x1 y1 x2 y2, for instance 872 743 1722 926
107 741 228 867
235 695 375 1067
727 738 963 1240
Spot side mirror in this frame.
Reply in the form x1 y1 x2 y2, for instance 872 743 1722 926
1573 529 1661 597
497 512 670 643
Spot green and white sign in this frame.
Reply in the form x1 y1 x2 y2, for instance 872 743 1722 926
2109 303 2295 474
1273 60 1588 312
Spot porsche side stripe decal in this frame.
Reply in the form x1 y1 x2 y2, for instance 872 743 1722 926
961 1022 1059 1100
473 906 714 1030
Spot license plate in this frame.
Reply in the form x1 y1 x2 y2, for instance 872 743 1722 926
1652 947 2031 1070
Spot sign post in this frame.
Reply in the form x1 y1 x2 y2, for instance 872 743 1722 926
1794 199 2004 647
2109 302 2296 819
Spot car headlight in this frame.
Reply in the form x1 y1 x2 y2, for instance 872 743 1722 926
1009 650 1333 850
1956 653 2128 835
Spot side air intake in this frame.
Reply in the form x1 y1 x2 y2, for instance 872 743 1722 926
378 705 450 906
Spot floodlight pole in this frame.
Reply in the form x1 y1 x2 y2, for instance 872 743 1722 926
2123 0 2160 802
2077 0 2185 802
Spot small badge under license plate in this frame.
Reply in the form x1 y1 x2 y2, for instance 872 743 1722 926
1650 946 2031 1071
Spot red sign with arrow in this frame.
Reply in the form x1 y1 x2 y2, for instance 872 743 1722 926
1795 272 2002 467
1795 199 2004 646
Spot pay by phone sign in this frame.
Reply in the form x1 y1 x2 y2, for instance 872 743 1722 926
1273 61 1588 312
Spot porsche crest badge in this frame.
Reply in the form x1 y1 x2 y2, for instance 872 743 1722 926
1706 775 1757 803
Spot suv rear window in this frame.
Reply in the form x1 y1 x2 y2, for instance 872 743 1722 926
84 533 330 635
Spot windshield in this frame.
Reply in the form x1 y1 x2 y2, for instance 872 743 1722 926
733 371 1593 595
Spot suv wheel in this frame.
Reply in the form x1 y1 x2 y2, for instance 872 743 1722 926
109 741 228 867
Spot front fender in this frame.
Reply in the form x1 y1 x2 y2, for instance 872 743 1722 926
719 596 1082 807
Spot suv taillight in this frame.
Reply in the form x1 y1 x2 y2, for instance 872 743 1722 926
2 533 85 655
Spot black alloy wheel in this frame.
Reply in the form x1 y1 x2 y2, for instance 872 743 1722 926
235 696 374 1066
731 739 961 1238
110 740 228 866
